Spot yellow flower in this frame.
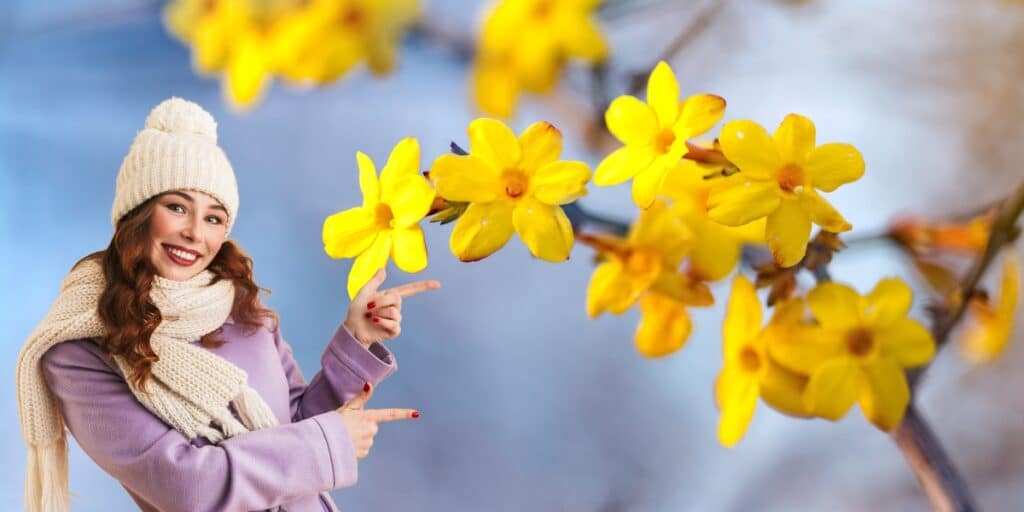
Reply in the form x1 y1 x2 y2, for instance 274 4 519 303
582 200 713 357
473 0 608 118
595 61 726 209
707 114 865 267
715 278 809 447
772 278 936 431
662 159 765 281
960 254 1020 363
429 118 591 262
322 138 436 298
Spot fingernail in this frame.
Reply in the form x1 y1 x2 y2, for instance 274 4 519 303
364 312 372 319
411 411 420 419
367 301 376 310
363 382 370 392
372 317 379 323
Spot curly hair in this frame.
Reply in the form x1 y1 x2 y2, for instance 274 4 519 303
74 195 278 393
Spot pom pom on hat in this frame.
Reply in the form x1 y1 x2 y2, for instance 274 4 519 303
111 97 239 233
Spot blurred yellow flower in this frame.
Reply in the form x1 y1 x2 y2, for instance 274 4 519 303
429 118 591 262
772 278 935 431
707 114 865 267
595 61 726 209
960 254 1020 363
662 159 765 281
582 200 713 357
322 138 436 298
473 0 608 118
163 0 421 109
715 277 809 447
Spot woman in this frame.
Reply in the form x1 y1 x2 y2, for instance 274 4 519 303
15 97 438 511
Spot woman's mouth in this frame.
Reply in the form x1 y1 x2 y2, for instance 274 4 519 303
163 244 201 267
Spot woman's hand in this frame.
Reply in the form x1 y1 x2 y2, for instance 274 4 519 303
336 382 419 459
343 267 441 347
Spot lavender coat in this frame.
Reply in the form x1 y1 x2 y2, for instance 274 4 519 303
40 315 397 512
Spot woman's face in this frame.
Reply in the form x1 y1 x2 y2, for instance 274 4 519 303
147 190 229 281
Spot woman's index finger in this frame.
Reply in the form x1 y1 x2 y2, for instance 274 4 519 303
364 408 419 423
389 280 441 298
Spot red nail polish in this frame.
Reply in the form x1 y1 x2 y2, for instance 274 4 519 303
372 317 380 323
411 411 420 418
363 383 371 392
364 312 372 319
367 301 376 309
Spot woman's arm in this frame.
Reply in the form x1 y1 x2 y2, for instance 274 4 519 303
276 322 397 422
41 339 357 512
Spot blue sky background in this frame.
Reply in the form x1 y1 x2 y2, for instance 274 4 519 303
2 0 1023 510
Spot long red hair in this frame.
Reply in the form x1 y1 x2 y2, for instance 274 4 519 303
74 195 277 393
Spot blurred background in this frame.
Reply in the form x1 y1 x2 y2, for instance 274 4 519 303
2 0 1023 510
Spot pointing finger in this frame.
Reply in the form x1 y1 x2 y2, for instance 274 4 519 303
388 280 442 298
363 408 420 423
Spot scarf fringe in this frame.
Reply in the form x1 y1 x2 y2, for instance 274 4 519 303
25 437 70 512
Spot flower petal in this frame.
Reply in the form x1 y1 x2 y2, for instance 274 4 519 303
807 282 862 331
650 272 714 306
799 189 851 232
675 94 727 140
472 61 519 119
865 277 912 327
765 199 812 267
594 146 656 186
806 143 865 192
706 175 781 226
635 293 693 358
759 358 811 418
718 120 781 180
532 161 592 205
723 275 763 358
347 234 392 299
468 117 521 170
518 121 563 171
587 260 639 317
687 218 745 281
429 154 500 203
773 114 816 165
323 207 378 259
357 152 380 208
391 226 428 273
450 201 515 262
386 175 436 228
715 367 759 447
225 32 270 109
876 318 936 368
512 199 574 262
563 17 608 61
631 163 673 208
859 358 910 431
803 357 861 421
769 325 842 375
605 95 659 146
380 137 420 189
647 61 680 129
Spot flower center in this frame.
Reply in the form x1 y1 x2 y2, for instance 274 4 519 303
845 327 876 358
777 163 805 194
655 129 676 154
374 203 395 229
739 345 762 373
502 169 530 199
531 0 554 20
624 249 660 275
340 7 365 29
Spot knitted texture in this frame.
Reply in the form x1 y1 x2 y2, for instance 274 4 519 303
110 97 239 233
15 259 279 512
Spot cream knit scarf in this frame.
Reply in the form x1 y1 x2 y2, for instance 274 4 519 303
16 258 280 512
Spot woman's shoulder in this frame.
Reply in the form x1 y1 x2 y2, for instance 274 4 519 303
40 338 119 375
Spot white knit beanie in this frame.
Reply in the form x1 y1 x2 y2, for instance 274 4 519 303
111 97 239 233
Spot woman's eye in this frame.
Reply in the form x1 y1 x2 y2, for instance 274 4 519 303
167 203 185 213
206 216 224 225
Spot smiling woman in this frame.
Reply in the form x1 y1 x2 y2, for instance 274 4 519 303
14 97 426 512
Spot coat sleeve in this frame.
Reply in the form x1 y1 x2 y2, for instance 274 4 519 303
275 322 398 422
41 340 358 512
